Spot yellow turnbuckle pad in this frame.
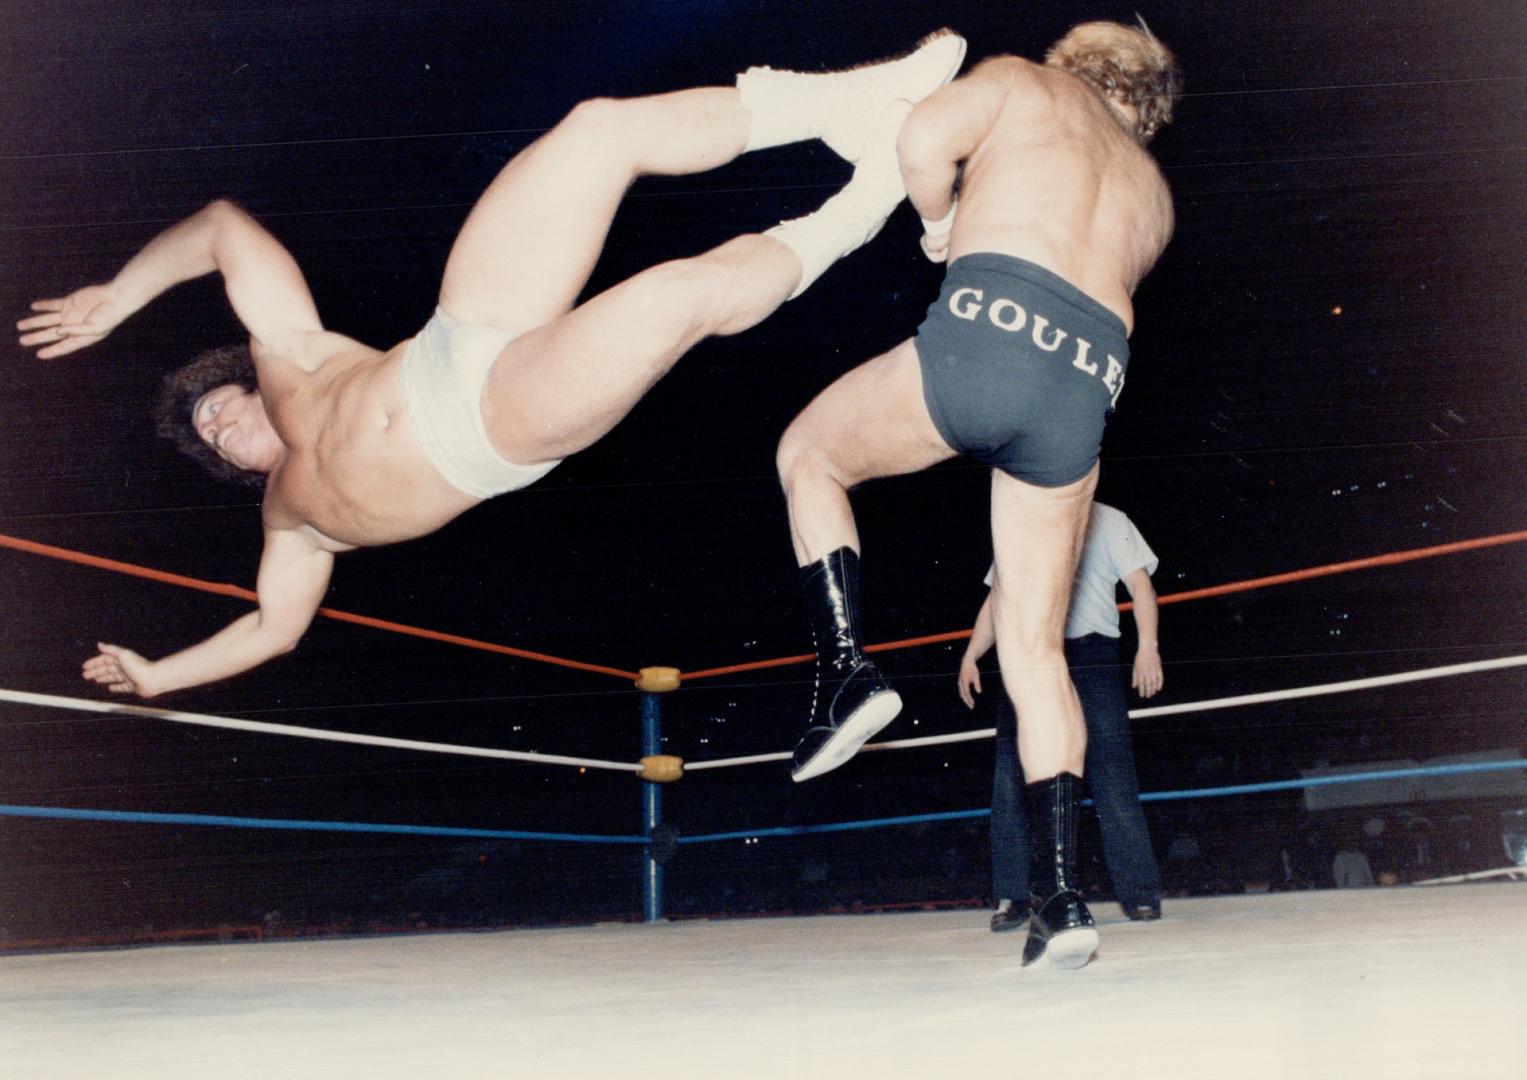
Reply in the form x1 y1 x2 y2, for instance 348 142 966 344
635 666 681 693
639 754 684 783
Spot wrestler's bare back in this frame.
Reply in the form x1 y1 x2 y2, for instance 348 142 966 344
939 57 1174 333
257 334 478 550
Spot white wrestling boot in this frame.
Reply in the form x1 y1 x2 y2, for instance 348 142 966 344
738 29 967 161
765 97 913 298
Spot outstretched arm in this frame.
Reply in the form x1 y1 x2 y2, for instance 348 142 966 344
1122 567 1163 698
83 526 335 698
896 59 1010 261
956 590 997 709
18 199 322 360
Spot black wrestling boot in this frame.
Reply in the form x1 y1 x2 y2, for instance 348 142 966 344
791 547 902 783
1021 772 1099 969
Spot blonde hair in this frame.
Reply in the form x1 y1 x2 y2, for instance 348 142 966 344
1045 20 1182 143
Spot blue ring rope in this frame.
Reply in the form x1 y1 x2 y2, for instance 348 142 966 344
1 759 1521 846
0 804 645 844
678 759 1527 842
1135 759 1527 802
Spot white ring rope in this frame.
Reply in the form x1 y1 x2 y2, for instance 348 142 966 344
690 652 1527 771
683 750 790 770
3 653 1521 777
0 688 642 773
1126 653 1527 718
682 728 1000 771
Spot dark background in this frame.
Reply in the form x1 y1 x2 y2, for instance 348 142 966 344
1 1 1524 943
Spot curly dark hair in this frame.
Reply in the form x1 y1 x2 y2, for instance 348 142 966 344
153 344 266 489
1046 21 1183 144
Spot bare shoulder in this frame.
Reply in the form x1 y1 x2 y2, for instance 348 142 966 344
253 328 376 375
916 55 1040 129
260 500 356 554
968 53 1038 76
961 54 1041 94
258 488 307 536
964 56 1093 122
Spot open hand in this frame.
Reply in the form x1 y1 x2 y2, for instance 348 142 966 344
83 642 157 697
956 656 983 709
17 286 127 358
1132 645 1164 699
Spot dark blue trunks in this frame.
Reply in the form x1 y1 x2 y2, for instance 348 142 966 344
914 253 1130 487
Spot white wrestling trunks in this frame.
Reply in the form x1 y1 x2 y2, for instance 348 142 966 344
400 306 562 499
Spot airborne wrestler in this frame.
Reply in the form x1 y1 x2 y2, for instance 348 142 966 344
774 21 1180 969
16 33 968 699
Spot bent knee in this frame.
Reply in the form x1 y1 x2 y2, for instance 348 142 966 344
560 96 626 133
776 420 842 490
775 425 809 487
555 97 643 157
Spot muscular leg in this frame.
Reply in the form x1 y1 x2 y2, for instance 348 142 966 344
439 29 967 335
988 464 1097 783
992 465 1099 969
776 339 956 565
469 78 933 465
439 89 752 335
482 232 801 464
774 340 956 782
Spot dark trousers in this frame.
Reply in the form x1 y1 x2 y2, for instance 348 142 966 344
991 633 1161 907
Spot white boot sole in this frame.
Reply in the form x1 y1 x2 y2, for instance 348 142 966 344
1024 926 1100 971
791 690 902 782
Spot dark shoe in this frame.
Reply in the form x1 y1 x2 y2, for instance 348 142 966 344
990 898 1027 934
791 658 901 782
1126 903 1162 922
1021 889 1098 968
791 548 902 782
1020 772 1097 969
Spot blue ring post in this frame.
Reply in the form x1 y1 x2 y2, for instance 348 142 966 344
641 691 664 922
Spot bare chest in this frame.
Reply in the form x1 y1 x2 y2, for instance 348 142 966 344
265 356 476 545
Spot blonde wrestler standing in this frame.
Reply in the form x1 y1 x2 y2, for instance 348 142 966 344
775 21 1180 970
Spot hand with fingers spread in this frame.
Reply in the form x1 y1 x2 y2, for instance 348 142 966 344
17 285 128 358
83 642 159 698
